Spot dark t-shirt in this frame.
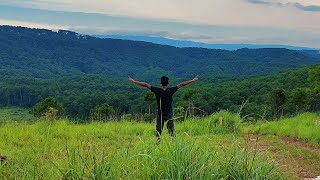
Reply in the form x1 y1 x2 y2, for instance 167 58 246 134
151 86 178 118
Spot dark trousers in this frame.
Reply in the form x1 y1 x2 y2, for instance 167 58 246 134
156 115 175 138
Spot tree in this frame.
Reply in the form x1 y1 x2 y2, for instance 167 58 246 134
183 90 196 118
31 97 63 118
174 106 185 121
144 91 155 115
289 88 308 114
308 65 320 112
91 103 115 121
270 88 287 119
308 65 320 88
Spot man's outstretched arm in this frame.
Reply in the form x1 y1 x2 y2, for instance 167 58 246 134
128 77 151 89
176 75 199 89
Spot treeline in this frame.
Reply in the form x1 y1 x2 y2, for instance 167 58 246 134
184 66 320 121
1 66 319 121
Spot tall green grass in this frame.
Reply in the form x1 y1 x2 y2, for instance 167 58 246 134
178 111 241 135
254 113 320 145
0 107 36 125
0 112 282 179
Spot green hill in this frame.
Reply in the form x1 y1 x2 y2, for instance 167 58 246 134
1 26 319 119
1 26 319 79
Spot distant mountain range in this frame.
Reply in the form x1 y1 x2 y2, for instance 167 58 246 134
94 35 319 51
1 25 320 81
2 26 320 120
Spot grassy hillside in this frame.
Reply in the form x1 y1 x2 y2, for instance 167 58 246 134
0 107 35 124
0 110 282 179
250 113 320 145
243 113 320 179
1 108 320 179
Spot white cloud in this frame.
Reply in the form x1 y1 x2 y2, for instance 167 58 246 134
247 0 320 11
1 0 319 28
272 0 320 6
0 18 68 30
0 0 320 47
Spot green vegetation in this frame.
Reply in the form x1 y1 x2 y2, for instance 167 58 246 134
251 113 320 145
1 26 320 121
0 107 35 124
1 108 320 179
245 135 320 179
0 26 319 179
0 66 318 120
91 103 115 121
243 113 320 179
0 111 283 179
1 26 318 79
31 97 63 117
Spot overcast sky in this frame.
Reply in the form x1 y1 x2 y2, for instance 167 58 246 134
0 0 320 48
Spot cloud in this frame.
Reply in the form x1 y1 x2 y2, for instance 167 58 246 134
247 0 270 4
246 0 320 12
0 2 320 48
0 18 68 30
293 3 320 11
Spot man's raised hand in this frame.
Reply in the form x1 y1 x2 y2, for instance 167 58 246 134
128 76 135 83
177 75 199 89
192 75 199 82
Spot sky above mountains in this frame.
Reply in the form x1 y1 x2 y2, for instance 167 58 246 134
0 0 320 48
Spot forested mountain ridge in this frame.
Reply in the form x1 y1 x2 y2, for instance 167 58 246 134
0 25 319 80
1 25 320 120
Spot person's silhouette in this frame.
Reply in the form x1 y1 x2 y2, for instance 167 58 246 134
128 75 199 142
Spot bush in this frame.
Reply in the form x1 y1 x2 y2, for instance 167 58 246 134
121 113 134 121
91 103 115 121
31 97 63 118
209 111 241 134
174 106 185 121
142 114 155 122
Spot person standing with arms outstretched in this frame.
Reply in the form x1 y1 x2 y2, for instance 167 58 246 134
128 75 199 142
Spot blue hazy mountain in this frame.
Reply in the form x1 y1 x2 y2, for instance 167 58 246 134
94 35 317 50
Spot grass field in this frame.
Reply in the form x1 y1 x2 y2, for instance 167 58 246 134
0 108 319 179
0 107 36 125
249 113 320 146
244 112 320 179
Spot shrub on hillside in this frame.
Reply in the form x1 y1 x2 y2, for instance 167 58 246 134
121 113 134 121
31 97 63 119
210 111 241 133
91 103 115 121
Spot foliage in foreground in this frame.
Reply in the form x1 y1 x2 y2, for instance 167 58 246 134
48 137 281 180
252 113 320 145
0 113 282 179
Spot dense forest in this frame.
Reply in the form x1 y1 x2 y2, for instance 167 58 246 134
1 26 320 79
0 26 320 121
1 64 319 121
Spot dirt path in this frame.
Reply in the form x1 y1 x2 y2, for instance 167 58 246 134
280 137 320 154
245 134 320 180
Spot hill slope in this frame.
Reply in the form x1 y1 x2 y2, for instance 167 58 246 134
0 26 319 80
